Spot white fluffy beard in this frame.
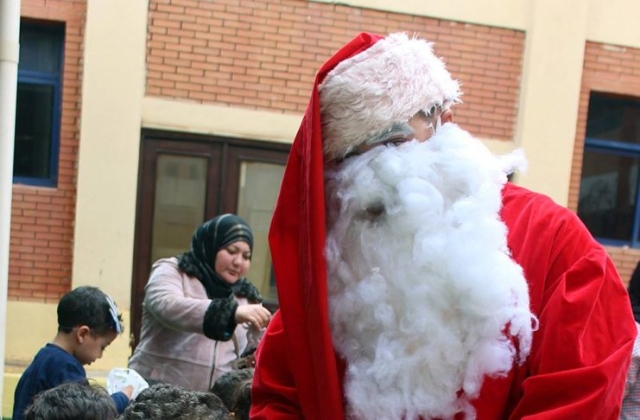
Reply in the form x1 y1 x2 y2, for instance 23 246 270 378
324 124 536 420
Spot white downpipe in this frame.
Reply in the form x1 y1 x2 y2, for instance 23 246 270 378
0 0 21 411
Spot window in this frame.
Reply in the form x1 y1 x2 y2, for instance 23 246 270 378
14 22 64 186
577 92 640 246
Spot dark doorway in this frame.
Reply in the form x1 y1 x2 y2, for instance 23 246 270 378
130 129 289 350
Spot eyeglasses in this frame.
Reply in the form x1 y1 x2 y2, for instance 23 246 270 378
339 106 444 161
422 105 443 135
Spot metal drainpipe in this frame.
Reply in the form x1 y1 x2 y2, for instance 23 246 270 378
0 0 21 412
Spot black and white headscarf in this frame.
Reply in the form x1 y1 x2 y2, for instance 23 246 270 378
177 214 263 342
178 213 261 302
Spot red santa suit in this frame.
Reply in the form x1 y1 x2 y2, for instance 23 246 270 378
250 32 636 419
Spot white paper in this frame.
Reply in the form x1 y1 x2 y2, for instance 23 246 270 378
106 367 149 400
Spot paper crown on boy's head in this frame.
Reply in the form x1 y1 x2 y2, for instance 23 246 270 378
318 32 462 161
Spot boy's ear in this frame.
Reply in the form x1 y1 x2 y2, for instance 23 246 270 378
76 325 91 343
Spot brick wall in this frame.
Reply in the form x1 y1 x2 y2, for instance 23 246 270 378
606 246 640 288
146 0 524 141
9 1 86 302
569 41 640 284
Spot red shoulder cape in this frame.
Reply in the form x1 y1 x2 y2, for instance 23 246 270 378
267 32 383 419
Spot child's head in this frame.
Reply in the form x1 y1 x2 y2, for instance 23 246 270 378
57 286 124 365
23 380 118 420
120 383 230 419
210 368 254 414
232 378 252 420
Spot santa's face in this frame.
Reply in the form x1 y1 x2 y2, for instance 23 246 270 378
324 124 535 420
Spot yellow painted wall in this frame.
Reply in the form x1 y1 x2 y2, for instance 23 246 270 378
513 0 588 205
72 0 149 308
141 97 301 145
587 0 640 49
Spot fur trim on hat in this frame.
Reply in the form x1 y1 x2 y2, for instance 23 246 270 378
319 32 462 161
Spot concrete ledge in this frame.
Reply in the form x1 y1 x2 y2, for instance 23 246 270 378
2 372 20 419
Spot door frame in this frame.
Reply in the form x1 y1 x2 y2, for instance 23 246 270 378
130 129 290 351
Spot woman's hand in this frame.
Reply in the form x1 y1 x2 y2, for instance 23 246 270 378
235 304 272 330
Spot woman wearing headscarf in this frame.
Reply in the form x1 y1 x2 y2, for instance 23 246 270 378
622 261 640 419
128 214 271 392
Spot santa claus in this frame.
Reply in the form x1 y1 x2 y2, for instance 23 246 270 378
251 32 636 420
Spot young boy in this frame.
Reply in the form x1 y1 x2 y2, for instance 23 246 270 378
12 286 132 420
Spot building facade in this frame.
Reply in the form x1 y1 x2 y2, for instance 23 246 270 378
4 0 640 415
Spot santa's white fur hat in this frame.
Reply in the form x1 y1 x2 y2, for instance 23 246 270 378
319 32 462 161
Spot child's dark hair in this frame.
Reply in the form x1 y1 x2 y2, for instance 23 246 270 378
233 378 252 420
57 286 124 335
23 380 118 420
120 383 229 419
210 367 253 414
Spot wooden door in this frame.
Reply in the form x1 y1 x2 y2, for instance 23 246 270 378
130 130 289 350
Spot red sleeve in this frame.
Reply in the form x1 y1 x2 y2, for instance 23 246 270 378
250 311 304 419
501 184 637 419
510 250 634 419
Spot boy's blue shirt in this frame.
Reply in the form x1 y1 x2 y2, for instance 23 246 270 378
12 343 128 419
